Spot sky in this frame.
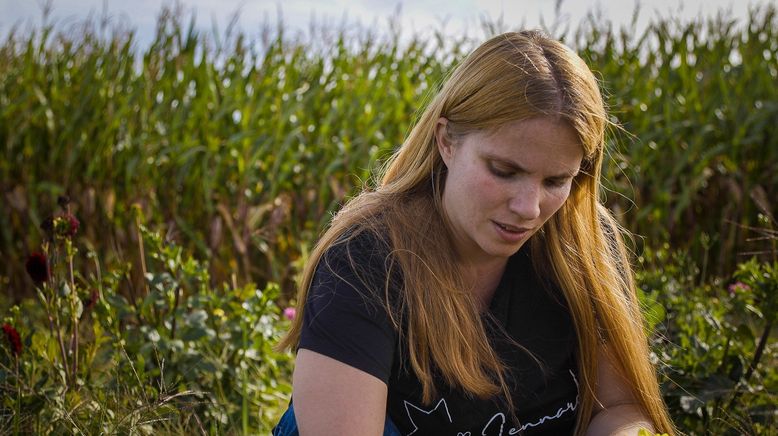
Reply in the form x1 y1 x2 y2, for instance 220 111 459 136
0 0 773 48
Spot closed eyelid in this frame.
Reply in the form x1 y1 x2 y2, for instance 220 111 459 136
487 158 577 180
487 161 520 178
487 159 523 173
545 177 569 187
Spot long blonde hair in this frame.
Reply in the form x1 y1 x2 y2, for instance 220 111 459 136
279 30 675 434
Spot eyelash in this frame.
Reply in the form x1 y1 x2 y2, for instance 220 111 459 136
488 164 514 179
488 163 570 187
544 178 568 188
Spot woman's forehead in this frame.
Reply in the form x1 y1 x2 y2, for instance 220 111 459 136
461 118 583 171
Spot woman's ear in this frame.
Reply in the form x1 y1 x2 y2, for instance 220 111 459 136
435 117 454 165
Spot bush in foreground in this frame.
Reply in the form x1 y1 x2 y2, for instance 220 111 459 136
0 202 293 434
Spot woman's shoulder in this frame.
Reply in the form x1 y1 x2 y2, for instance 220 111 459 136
326 226 393 266
314 226 399 299
300 227 400 384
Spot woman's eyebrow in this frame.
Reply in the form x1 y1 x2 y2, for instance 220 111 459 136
483 153 580 178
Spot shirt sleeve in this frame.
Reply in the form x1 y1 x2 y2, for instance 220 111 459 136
298 232 398 384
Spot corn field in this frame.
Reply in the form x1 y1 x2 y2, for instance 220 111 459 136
1 6 776 299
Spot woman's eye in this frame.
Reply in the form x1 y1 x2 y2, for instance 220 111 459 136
488 163 514 178
545 178 568 188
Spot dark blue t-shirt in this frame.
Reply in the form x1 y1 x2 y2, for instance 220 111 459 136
299 232 579 435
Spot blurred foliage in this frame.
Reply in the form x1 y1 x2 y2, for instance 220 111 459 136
636 216 777 434
0 214 292 433
0 5 463 299
580 6 778 278
1 5 775 299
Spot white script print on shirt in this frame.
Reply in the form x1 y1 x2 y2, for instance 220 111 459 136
402 369 580 435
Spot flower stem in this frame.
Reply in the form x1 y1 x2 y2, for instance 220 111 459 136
135 210 149 298
170 285 180 340
51 297 71 387
68 242 79 386
14 356 20 434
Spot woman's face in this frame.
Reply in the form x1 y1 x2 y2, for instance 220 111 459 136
436 116 583 266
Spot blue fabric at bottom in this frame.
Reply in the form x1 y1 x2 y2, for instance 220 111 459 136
272 402 402 436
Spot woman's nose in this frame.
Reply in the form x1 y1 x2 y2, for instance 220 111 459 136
507 183 541 221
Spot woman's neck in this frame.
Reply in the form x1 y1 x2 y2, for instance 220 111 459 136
464 258 508 310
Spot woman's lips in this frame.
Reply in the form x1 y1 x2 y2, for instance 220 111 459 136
492 220 532 243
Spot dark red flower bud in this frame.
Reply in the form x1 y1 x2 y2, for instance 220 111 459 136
53 214 79 238
25 252 50 284
2 323 22 356
65 214 80 237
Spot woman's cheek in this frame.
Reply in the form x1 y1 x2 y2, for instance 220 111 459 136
547 186 573 214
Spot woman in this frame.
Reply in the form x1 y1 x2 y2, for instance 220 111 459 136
275 30 676 435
